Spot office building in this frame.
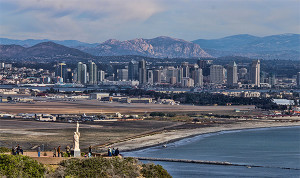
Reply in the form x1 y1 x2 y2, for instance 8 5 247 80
153 70 162 84
88 61 97 84
77 62 87 84
138 60 147 84
97 70 105 82
181 62 189 78
128 60 139 81
147 70 153 85
117 69 128 81
250 60 260 87
210 65 225 84
194 68 203 87
227 61 238 87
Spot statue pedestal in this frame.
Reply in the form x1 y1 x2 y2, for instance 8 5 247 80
73 149 81 157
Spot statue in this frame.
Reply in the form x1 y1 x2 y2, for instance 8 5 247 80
73 121 81 157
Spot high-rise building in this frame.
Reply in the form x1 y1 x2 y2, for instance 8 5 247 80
88 61 97 84
147 70 153 85
197 59 213 76
153 70 161 84
297 72 300 87
181 77 194 87
138 60 147 84
210 65 225 84
250 59 260 87
97 70 105 83
269 73 276 87
117 69 128 81
77 62 87 84
181 62 189 78
227 61 238 87
166 67 175 84
128 60 139 81
194 68 203 87
238 68 247 79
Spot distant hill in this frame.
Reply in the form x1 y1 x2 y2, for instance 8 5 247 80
0 41 93 61
193 34 300 60
0 38 99 48
77 36 211 58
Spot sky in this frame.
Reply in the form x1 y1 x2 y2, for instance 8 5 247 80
0 0 299 43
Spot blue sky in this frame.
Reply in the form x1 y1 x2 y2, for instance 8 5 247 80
0 0 299 43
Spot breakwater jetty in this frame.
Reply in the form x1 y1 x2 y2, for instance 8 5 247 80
125 157 300 170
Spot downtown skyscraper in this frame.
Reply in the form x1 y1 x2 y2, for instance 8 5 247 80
251 60 260 87
227 61 238 87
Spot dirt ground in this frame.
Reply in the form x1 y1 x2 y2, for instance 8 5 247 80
0 99 255 114
0 119 180 152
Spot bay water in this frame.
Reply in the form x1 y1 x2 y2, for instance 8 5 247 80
123 126 300 177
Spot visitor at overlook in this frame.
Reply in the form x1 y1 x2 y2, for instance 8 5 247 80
88 146 92 157
112 148 115 156
115 148 119 156
11 146 15 155
108 147 112 157
57 146 61 157
37 146 41 157
65 145 71 157
53 147 57 157
20 147 23 155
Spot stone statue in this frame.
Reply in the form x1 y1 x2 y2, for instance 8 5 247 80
73 121 81 157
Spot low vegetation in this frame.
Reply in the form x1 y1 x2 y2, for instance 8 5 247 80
0 147 10 153
0 154 171 178
0 154 46 177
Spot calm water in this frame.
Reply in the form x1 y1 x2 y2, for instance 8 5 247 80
123 126 300 178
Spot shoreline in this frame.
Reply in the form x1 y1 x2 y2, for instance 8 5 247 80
108 121 300 153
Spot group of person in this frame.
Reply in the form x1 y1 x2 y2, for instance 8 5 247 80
11 144 23 155
108 147 119 157
52 145 71 157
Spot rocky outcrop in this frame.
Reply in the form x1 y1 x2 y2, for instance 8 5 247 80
78 36 211 58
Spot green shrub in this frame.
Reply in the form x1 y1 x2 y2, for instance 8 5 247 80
167 113 176 117
58 157 141 178
150 112 165 117
0 154 46 177
142 163 172 178
0 147 10 153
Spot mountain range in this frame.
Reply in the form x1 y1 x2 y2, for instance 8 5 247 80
193 33 300 60
0 34 299 60
0 42 92 60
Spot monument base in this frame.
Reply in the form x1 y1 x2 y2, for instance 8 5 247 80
73 149 81 157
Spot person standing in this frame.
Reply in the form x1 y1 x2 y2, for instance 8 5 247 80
108 147 112 157
20 147 23 155
57 146 61 157
112 148 115 156
53 147 57 157
37 146 41 157
65 145 70 157
88 146 92 157
115 148 119 156
11 146 15 155
16 144 20 155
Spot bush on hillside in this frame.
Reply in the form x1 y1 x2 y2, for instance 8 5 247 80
56 157 140 178
0 147 10 153
0 154 46 177
141 163 172 178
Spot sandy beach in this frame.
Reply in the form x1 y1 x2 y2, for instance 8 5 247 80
108 121 300 152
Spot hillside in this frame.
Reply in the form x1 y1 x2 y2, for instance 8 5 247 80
0 41 93 61
193 34 300 60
